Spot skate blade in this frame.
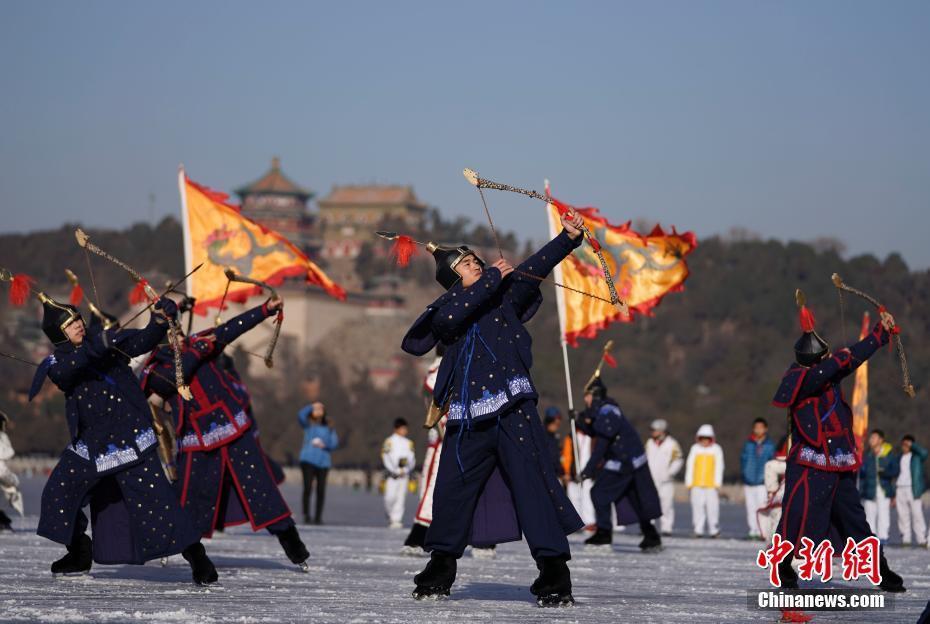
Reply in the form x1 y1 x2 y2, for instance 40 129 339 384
297 561 310 573
536 593 575 607
160 557 170 567
584 543 612 552
412 588 451 601
53 570 91 578
400 546 427 557
640 545 665 554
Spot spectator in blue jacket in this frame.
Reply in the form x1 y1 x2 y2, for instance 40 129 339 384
740 418 776 539
859 429 899 542
895 435 927 546
297 402 339 525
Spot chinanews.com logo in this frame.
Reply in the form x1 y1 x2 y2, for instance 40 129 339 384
751 534 896 613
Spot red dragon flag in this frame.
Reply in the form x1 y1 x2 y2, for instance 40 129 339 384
545 189 696 346
178 168 345 315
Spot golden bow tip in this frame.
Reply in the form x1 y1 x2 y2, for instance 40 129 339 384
831 273 844 288
223 268 237 280
603 340 614 352
65 269 79 285
75 228 90 248
462 168 479 186
0 268 12 282
178 385 193 401
795 289 806 307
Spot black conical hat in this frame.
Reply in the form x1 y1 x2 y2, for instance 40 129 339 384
427 242 485 290
794 289 829 367
794 331 829 367
39 292 82 345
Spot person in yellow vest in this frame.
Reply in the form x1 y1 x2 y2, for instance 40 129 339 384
685 424 724 537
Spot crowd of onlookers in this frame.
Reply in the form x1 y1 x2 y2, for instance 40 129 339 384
536 410 928 544
663 418 928 545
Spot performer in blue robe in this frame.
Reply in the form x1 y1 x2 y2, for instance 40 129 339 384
400 211 587 606
576 376 662 552
30 292 217 584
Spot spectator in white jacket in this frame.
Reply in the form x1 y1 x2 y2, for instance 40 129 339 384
382 418 416 529
757 440 788 541
0 411 23 530
685 424 724 538
645 419 684 535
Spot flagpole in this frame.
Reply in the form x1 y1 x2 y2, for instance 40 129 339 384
546 180 582 475
177 165 193 294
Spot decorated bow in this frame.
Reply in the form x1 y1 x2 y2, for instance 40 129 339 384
462 168 628 314
215 269 283 369
75 228 193 400
832 272 915 398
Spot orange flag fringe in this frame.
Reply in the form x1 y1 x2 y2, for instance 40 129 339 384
546 196 696 346
851 311 870 460
179 171 346 316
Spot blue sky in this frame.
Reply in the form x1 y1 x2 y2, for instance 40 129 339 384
2 1 928 266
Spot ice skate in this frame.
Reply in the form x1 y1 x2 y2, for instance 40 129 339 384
402 523 427 556
412 552 456 600
584 527 612 549
638 522 663 553
182 542 218 586
470 545 496 559
51 534 92 577
401 544 426 556
531 556 574 607
878 555 905 593
780 609 813 622
277 525 310 573
778 558 799 590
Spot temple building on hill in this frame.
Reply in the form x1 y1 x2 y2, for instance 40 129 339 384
235 157 320 255
317 185 428 260
204 161 425 386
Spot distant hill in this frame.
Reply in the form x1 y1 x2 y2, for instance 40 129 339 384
1 219 927 479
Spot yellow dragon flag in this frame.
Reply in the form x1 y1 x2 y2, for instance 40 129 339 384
178 168 345 315
546 194 696 346
851 311 870 459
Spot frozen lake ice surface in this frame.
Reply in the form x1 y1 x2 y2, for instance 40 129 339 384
2 480 927 623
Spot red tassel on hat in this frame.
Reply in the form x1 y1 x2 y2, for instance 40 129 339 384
129 280 149 305
69 284 84 306
603 352 618 368
391 235 418 267
9 274 34 307
798 305 816 333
